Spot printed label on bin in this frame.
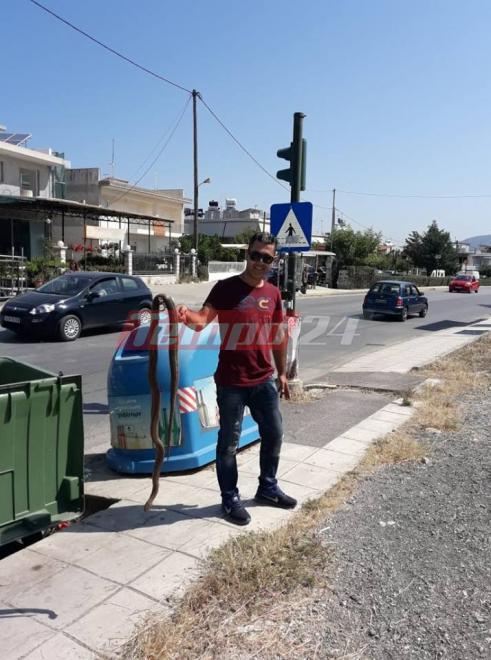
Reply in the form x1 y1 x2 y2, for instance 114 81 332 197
109 394 182 450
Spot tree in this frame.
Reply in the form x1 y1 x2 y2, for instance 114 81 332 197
403 221 458 275
328 226 381 268
327 226 381 287
178 234 240 265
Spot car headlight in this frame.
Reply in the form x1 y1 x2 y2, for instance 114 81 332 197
29 304 56 315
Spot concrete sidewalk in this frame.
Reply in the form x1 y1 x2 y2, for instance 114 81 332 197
2 316 490 659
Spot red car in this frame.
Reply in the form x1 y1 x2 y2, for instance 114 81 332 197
449 274 479 293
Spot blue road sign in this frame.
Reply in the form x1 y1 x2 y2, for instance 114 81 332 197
270 202 313 252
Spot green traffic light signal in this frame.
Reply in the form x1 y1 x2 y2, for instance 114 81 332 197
276 113 306 202
276 145 294 184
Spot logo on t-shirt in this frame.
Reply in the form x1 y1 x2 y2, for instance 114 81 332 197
237 294 271 312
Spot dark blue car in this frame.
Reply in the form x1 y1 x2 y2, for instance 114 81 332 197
362 280 428 322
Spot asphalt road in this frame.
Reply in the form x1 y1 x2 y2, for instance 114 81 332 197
296 287 491 381
1 287 490 452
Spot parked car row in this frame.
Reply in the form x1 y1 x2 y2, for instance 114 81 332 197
0 272 153 341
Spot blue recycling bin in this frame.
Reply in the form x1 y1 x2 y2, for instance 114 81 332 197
106 318 259 474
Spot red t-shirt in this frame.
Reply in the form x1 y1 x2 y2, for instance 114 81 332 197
204 275 284 386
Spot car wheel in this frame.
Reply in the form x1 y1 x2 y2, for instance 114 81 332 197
363 310 372 320
399 307 408 322
136 307 152 326
419 305 428 318
59 315 82 341
474 289 479 293
448 288 453 293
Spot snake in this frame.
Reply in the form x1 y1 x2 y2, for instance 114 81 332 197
144 294 179 512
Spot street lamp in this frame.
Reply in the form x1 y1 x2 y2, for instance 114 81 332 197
193 177 211 250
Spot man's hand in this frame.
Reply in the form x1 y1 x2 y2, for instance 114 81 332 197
277 374 290 400
176 304 188 323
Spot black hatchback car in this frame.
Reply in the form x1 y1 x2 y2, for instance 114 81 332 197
0 272 153 341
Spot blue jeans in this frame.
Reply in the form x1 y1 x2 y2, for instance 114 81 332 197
216 378 283 502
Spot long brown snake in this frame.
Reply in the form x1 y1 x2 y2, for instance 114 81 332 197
144 294 179 512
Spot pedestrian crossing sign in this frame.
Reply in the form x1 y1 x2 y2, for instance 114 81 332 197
270 202 313 252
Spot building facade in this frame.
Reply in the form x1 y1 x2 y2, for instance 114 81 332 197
65 169 188 252
0 133 70 257
185 198 270 239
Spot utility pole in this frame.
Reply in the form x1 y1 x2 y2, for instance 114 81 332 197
192 90 199 251
330 188 336 251
277 112 306 313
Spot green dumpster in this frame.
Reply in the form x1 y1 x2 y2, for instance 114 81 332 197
0 357 84 546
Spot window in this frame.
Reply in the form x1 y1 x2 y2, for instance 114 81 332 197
120 277 139 291
20 168 35 192
381 283 401 295
410 286 419 296
91 277 119 296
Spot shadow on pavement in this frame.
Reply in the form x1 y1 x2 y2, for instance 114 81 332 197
83 402 109 415
415 319 486 332
0 608 57 620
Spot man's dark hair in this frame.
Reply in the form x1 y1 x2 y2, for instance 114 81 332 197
248 232 277 248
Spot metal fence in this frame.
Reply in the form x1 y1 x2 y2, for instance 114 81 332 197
0 254 28 299
132 251 176 275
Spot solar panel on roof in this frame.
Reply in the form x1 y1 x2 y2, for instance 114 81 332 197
0 132 31 146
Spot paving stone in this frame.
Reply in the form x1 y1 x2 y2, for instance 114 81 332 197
356 417 395 434
74 533 170 584
279 441 318 462
8 565 119 629
66 587 167 657
0 608 56 660
24 633 96 659
127 509 214 551
0 549 67 603
341 426 384 443
178 520 243 559
324 436 370 457
280 463 341 491
129 551 201 602
31 524 114 565
303 448 360 473
84 477 149 502
80 499 160 534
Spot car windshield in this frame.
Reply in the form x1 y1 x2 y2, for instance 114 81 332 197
455 275 472 281
36 275 92 296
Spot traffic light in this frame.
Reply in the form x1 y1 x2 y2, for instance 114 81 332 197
276 113 307 202
276 139 307 189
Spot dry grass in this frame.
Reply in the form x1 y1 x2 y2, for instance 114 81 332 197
122 335 491 660
361 429 428 472
412 333 491 431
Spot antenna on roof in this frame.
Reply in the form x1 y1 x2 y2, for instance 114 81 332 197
110 138 115 178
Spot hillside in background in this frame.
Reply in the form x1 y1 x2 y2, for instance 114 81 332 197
461 235 491 248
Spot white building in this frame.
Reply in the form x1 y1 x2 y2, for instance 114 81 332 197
0 130 71 256
66 169 189 252
185 198 270 239
455 241 491 271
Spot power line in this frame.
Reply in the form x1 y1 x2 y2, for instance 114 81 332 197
198 94 289 192
30 1 291 197
308 187 491 199
108 96 191 205
29 0 192 94
127 96 192 183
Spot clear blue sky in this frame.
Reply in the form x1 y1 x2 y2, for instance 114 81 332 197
4 0 491 243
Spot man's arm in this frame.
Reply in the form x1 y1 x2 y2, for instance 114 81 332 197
272 324 290 400
176 303 217 331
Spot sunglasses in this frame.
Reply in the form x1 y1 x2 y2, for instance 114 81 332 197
248 251 275 265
